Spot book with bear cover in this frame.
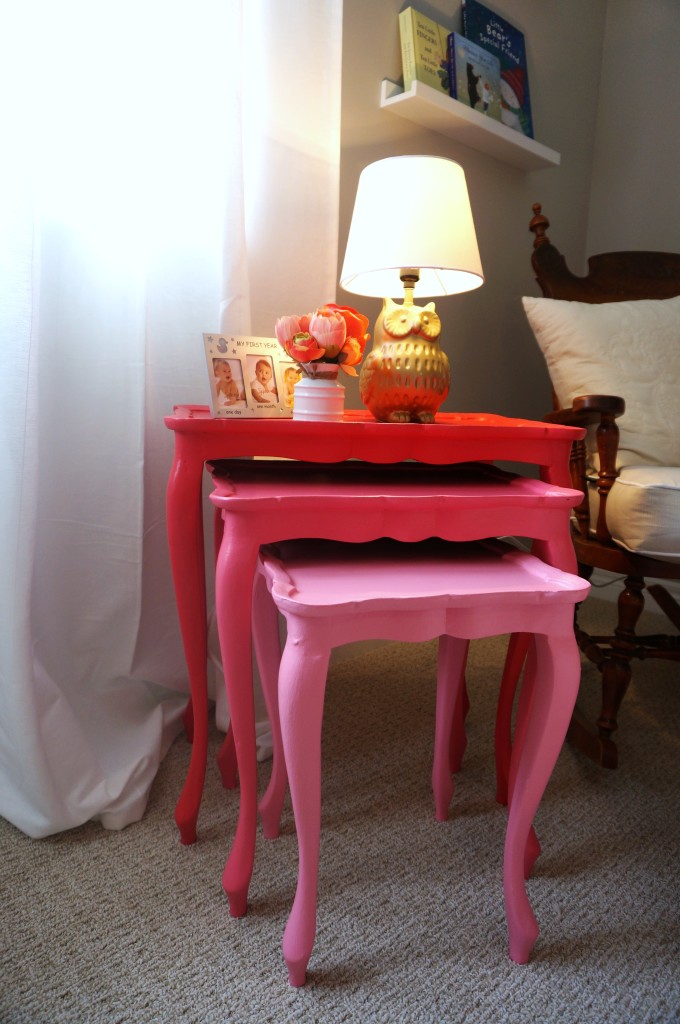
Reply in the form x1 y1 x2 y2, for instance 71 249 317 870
462 0 533 137
399 7 450 96
447 32 501 121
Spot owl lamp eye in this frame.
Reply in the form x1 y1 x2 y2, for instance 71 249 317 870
339 155 484 423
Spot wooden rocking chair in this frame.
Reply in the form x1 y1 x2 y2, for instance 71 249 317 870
523 203 680 768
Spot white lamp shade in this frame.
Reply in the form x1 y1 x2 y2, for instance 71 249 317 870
340 155 484 298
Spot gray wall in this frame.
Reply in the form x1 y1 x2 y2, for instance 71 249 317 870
588 0 680 254
338 0 677 419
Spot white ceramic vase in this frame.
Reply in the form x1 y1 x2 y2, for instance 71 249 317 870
293 367 345 422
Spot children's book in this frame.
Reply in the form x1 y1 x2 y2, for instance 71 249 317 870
399 7 450 96
447 32 501 121
462 0 533 137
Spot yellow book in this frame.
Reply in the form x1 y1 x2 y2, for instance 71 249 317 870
399 7 450 96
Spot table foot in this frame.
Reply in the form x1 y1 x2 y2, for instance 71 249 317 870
283 902 315 988
175 814 197 846
224 878 249 918
173 722 208 845
433 775 455 823
286 958 309 989
508 911 539 965
222 821 256 917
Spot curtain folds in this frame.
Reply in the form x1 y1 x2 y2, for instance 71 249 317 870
0 0 342 838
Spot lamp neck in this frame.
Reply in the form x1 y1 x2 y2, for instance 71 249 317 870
400 268 420 307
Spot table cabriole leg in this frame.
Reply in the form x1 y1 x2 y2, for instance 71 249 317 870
215 525 261 915
279 628 330 987
433 636 469 820
504 630 581 964
167 453 210 845
253 572 287 840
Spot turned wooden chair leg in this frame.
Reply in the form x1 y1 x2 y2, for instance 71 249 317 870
598 575 645 739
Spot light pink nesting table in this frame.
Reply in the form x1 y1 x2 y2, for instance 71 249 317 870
164 407 584 868
253 536 590 983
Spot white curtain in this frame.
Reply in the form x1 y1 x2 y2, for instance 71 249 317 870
0 0 342 838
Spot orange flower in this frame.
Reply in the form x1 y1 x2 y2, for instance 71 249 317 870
325 304 370 354
336 336 364 375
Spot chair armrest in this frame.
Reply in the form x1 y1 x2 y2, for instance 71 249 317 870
545 393 625 427
545 395 626 545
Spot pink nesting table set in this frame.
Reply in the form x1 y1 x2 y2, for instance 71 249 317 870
164 404 586 978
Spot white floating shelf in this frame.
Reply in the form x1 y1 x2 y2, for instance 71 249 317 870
380 79 560 172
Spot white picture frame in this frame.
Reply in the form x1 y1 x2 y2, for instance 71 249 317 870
203 334 302 418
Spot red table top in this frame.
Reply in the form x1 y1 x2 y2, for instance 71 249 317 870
165 405 583 471
166 404 581 438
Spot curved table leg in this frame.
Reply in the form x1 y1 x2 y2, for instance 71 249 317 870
279 629 330 987
215 525 261 916
181 699 194 744
252 572 287 840
448 676 470 775
507 638 542 879
433 636 469 821
504 630 580 964
495 632 531 806
166 450 210 845
216 728 237 789
214 504 238 790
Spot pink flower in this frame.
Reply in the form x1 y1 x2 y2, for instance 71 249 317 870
284 331 325 363
275 315 324 363
275 314 302 347
309 309 346 358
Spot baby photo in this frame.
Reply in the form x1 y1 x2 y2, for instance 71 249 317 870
281 363 302 409
212 358 246 409
247 355 279 405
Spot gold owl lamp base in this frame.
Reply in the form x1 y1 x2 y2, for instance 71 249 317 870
358 268 450 424
339 156 484 423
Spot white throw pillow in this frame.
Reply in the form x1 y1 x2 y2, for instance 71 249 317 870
522 294 680 469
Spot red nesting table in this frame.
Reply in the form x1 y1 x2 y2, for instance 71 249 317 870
165 406 583 871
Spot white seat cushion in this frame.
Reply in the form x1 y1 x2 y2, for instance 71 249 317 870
587 465 680 564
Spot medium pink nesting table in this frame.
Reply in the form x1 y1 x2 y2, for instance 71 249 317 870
164 405 584 860
210 458 583 914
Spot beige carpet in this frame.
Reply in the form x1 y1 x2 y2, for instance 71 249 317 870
1 597 679 1024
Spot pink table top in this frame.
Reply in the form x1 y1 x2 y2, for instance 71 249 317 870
210 458 582 509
